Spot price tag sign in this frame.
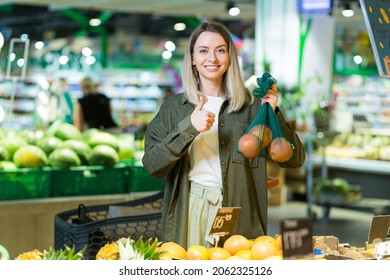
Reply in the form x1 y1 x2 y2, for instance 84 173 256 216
209 207 241 237
368 215 390 244
280 218 313 259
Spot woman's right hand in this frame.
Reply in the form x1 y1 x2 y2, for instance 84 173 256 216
191 95 215 132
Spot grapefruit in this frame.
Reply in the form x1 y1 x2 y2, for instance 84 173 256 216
235 249 252 260
223 235 251 256
267 137 293 162
249 125 272 147
275 234 282 251
238 134 261 159
251 236 279 260
208 247 231 260
159 242 187 260
185 245 209 260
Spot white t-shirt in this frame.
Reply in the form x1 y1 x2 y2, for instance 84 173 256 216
189 95 225 188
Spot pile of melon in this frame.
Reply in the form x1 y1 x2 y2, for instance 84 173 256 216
159 234 283 260
0 122 136 170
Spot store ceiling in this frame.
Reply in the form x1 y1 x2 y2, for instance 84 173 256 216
3 0 257 19
0 0 256 41
0 0 364 42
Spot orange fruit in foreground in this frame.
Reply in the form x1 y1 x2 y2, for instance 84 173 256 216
253 235 276 245
238 134 261 159
267 137 293 163
208 247 231 260
235 249 252 260
251 237 279 260
249 124 272 148
275 234 282 251
159 242 187 260
263 255 283 260
186 245 209 260
223 235 251 256
226 255 246 260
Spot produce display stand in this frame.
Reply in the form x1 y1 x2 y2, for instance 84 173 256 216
0 194 134 259
0 159 165 259
54 191 163 260
303 132 390 220
0 160 164 201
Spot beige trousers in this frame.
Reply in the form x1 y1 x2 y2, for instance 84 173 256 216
188 182 223 248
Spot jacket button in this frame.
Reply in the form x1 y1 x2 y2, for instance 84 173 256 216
221 161 225 166
220 122 224 127
220 141 225 146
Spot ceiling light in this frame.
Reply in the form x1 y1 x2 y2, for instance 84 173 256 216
35 41 44 50
89 18 102 27
174 22 186 31
227 2 240 16
165 41 176 52
162 50 172 60
342 3 354 17
82 47 92 57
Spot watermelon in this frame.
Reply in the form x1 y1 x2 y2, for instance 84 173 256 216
13 145 48 168
52 123 83 141
0 161 17 171
49 148 81 168
61 139 91 165
36 136 63 155
87 131 119 151
0 145 9 161
82 128 100 141
0 137 28 159
88 144 119 166
118 133 135 161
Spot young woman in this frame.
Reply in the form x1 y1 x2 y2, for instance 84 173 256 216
142 21 306 249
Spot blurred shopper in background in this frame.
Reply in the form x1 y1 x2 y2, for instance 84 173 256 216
73 77 117 132
142 21 306 249
50 77 74 124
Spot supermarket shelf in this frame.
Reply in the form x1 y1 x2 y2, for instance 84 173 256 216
311 155 390 175
317 198 390 219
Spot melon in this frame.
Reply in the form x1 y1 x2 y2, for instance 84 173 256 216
61 139 91 165
52 123 83 141
13 145 48 168
88 144 119 166
49 147 81 168
36 135 63 155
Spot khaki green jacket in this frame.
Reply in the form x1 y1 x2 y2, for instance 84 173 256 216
142 93 306 249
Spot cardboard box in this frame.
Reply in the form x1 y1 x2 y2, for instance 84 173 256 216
267 161 286 206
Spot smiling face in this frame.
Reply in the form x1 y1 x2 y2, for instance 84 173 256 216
192 31 230 86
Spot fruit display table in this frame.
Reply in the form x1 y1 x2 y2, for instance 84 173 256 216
0 192 156 259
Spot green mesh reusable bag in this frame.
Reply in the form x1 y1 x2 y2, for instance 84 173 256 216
237 72 294 162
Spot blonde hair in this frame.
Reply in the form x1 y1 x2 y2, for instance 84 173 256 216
182 21 253 112
79 77 97 95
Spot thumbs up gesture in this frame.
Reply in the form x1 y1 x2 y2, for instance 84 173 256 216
191 95 215 132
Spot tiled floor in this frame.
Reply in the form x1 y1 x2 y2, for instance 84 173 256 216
267 201 375 247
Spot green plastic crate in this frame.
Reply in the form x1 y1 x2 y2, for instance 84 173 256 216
0 167 52 200
125 160 164 192
51 163 129 197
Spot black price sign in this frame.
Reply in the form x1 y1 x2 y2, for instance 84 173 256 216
280 218 313 259
210 207 241 237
